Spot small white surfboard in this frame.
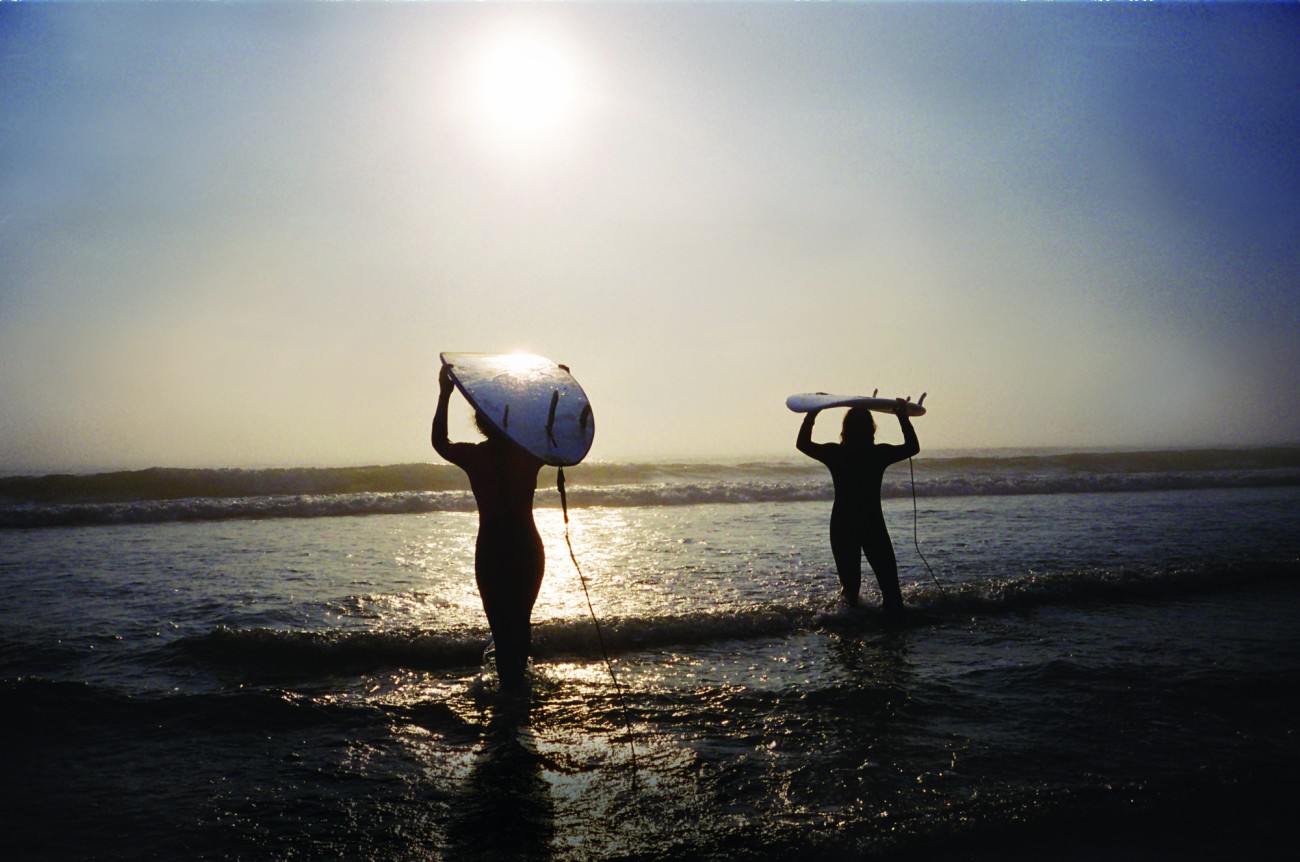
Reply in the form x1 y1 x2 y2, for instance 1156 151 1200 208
786 391 927 417
441 352 595 466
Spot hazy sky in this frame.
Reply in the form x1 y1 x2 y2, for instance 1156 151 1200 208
2 2 1298 472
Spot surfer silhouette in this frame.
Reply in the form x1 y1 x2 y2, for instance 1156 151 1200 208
434 364 545 691
796 401 919 626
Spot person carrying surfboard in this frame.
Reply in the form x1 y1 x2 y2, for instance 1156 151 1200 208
796 400 919 626
433 364 545 692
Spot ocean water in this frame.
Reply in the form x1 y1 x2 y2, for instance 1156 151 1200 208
3 448 1299 861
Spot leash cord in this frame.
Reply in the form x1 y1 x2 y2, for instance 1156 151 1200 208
909 457 947 598
557 467 639 779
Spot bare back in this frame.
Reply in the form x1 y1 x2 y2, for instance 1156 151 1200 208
438 438 543 525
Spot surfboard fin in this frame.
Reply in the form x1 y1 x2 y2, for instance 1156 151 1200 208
546 390 560 447
502 404 510 429
918 392 927 407
872 389 878 397
579 403 593 432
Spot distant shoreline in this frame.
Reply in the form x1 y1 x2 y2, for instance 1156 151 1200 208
5 442 1300 482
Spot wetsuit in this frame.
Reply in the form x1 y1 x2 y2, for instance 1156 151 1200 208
797 409 919 625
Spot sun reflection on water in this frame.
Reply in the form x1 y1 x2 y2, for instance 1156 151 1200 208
534 507 641 622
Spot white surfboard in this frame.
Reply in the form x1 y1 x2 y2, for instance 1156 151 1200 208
786 391 927 417
441 352 595 466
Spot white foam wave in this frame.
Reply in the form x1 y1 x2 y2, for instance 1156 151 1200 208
4 458 1297 528
167 561 1297 677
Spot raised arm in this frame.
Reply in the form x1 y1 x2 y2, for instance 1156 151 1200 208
796 410 821 458
432 365 469 467
895 402 920 460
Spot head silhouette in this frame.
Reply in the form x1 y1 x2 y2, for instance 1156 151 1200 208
840 406 876 447
473 410 501 441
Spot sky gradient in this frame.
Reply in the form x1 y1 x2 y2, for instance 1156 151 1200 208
2 3 1298 472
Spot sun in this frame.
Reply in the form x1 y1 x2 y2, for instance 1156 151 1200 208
473 29 584 149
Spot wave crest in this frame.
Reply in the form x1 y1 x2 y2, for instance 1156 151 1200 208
4 447 1298 528
164 561 1297 679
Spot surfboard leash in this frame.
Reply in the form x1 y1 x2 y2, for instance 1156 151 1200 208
909 456 947 599
556 466 640 781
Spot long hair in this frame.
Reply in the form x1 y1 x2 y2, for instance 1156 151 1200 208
473 410 500 441
840 406 876 446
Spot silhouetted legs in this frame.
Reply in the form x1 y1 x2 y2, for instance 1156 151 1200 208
476 523 545 691
865 538 905 628
830 527 864 608
831 519 905 627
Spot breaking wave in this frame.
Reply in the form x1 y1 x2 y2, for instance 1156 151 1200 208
3 447 1298 529
162 560 1298 678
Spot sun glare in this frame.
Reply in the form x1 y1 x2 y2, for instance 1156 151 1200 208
471 29 585 153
